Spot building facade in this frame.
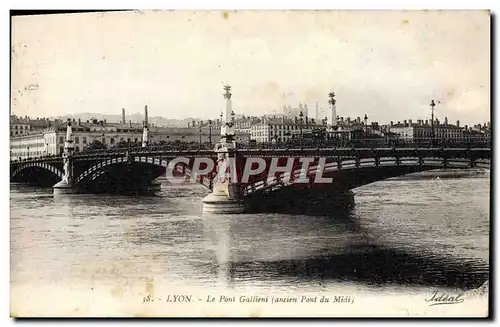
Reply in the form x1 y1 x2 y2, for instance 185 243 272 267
389 118 463 141
10 116 31 137
10 118 251 160
10 122 30 137
10 115 59 137
250 116 321 143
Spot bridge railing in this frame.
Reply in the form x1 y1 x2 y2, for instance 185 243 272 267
10 154 63 163
78 137 490 153
236 137 491 150
10 136 491 163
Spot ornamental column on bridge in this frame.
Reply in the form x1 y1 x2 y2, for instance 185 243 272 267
142 105 149 147
53 120 78 194
327 91 337 131
202 85 245 214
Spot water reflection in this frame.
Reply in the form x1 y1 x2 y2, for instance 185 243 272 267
202 216 233 285
10 177 490 292
200 212 488 291
227 245 488 290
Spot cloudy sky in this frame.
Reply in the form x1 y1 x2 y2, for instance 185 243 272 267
11 10 490 125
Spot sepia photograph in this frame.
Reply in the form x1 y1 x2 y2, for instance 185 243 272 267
9 9 491 318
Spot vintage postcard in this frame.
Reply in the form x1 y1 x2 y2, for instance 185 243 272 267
10 10 490 318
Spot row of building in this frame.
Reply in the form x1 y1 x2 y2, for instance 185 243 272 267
245 114 491 144
10 103 491 160
9 106 250 160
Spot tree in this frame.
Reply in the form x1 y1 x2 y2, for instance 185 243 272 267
84 140 106 151
113 140 129 148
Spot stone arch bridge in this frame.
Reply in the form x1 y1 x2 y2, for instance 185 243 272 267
10 146 490 213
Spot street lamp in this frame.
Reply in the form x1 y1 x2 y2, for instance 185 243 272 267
198 125 202 147
208 120 212 148
364 114 368 137
430 100 436 146
299 110 304 148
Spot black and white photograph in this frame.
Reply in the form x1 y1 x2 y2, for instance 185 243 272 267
9 9 491 318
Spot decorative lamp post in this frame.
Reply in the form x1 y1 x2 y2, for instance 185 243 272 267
199 125 202 146
430 100 436 146
208 120 212 148
299 110 304 148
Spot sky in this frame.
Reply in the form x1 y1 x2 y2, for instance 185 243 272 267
11 10 490 125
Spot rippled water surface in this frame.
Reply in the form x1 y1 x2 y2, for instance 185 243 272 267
10 176 490 293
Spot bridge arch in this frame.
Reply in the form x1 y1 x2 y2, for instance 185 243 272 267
11 162 64 180
76 155 214 189
243 156 490 196
10 162 64 187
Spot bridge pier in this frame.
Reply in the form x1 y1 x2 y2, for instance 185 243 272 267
202 182 245 214
202 84 245 215
53 179 80 195
53 120 79 195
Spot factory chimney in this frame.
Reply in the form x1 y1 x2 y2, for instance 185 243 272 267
122 108 126 124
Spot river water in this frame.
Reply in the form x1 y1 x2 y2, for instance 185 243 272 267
10 175 490 316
